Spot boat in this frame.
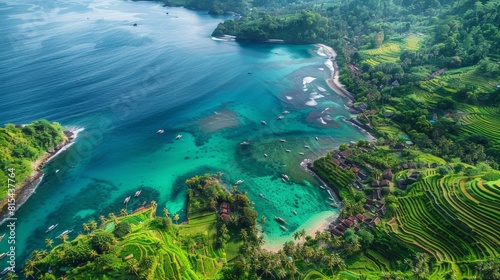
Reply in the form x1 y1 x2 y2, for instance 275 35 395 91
176 134 182 140
57 229 74 239
0 267 11 275
279 139 286 142
261 120 267 125
0 253 5 260
45 224 58 233
124 196 131 204
277 116 284 120
319 185 326 190
133 23 137 27
258 193 265 198
235 180 244 185
0 233 5 241
280 225 288 231
293 210 297 215
156 129 164 134
282 110 290 114
298 152 304 155
282 174 289 180
315 137 319 140
134 190 141 197
304 145 310 149
285 149 291 153
240 141 250 145
55 169 60 173
330 203 338 208
282 178 286 183
274 216 287 224
264 154 268 157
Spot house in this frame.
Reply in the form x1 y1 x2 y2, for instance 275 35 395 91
371 180 380 187
351 165 360 173
331 158 341 166
363 204 372 210
220 213 231 221
356 213 365 221
383 111 394 118
354 181 364 190
372 217 380 226
398 180 408 190
378 205 387 216
331 228 343 236
408 171 421 181
357 171 369 181
336 224 347 232
340 149 354 158
393 143 406 150
373 188 382 200
380 179 390 187
342 219 354 228
366 198 374 205
348 216 357 223
382 169 393 181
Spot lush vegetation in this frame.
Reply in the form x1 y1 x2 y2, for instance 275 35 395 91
0 120 65 200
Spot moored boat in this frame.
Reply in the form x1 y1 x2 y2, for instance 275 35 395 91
124 196 131 204
330 203 338 208
293 210 297 215
277 116 284 120
264 154 268 157
240 141 250 145
319 185 326 190
282 174 289 180
285 149 291 153
235 180 244 185
258 193 264 198
304 145 310 149
0 233 5 241
282 110 290 114
275 216 287 224
134 190 141 197
282 178 286 183
280 225 288 231
46 224 58 233
57 229 74 239
0 267 11 275
279 139 286 142
176 134 182 140
299 152 304 155
0 253 6 260
156 129 164 134
315 137 319 140
261 120 267 125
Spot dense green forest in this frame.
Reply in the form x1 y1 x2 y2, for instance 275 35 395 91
0 120 64 201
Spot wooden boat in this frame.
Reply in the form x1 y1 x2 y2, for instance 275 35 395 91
280 225 288 231
261 121 267 125
235 180 244 185
176 135 182 140
134 190 141 197
124 196 131 204
45 224 58 233
274 216 287 224
0 233 5 242
279 139 286 142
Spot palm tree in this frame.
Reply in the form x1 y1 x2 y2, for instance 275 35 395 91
83 223 90 232
90 220 98 231
239 229 248 242
173 213 180 224
293 231 300 240
151 200 157 217
99 215 107 226
120 208 128 216
90 249 99 258
45 238 53 248
128 259 140 276
5 272 17 280
108 212 117 224
163 207 169 217
59 233 69 242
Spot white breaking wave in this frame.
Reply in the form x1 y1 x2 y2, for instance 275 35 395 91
318 68 324 71
303 76 316 89
321 107 330 114
318 117 327 124
316 47 328 57
317 86 326 92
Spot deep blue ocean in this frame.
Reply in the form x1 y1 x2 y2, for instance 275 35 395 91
0 0 367 267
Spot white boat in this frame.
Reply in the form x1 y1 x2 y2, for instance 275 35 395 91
0 253 6 260
176 135 182 140
45 224 58 233
124 196 131 204
0 267 11 275
134 190 141 197
240 141 250 145
57 229 74 238
282 178 286 183
258 193 265 198
293 210 297 215
280 225 288 231
261 121 267 125
55 169 60 173
264 154 268 157
282 174 289 180
299 152 304 155
277 116 284 120
282 110 290 114
235 180 244 185
156 129 164 134
279 139 286 142
285 149 291 153
315 137 319 140
275 216 287 224
330 203 338 208
319 185 326 190
0 233 5 241
304 145 310 149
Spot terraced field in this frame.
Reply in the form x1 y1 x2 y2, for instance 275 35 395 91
459 106 500 144
360 35 422 66
392 172 500 277
419 66 498 94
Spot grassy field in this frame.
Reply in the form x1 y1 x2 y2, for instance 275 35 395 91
360 35 422 66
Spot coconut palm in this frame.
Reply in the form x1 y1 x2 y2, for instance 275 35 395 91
173 213 180 224
5 272 17 280
128 259 140 276
90 249 99 258
45 238 53 248
108 213 117 224
163 207 169 217
59 233 69 242
99 215 107 226
83 223 90 232
151 200 157 217
89 220 98 231
120 208 128 216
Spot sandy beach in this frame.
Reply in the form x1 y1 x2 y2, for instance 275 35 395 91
0 127 83 224
317 44 356 101
262 210 338 252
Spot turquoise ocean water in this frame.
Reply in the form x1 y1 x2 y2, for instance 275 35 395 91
0 0 367 265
